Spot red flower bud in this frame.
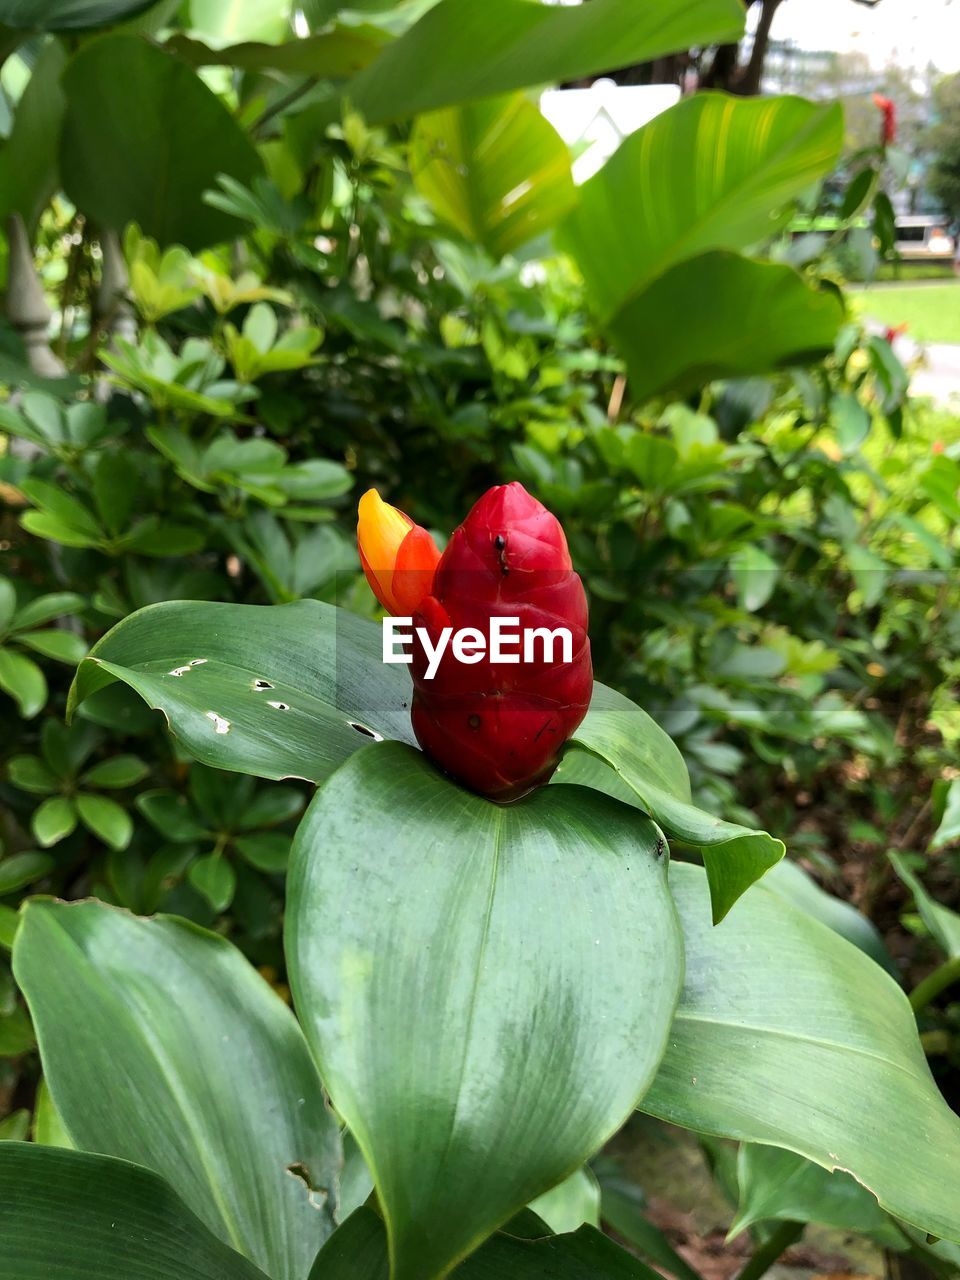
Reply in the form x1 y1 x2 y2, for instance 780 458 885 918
872 93 896 144
410 482 592 801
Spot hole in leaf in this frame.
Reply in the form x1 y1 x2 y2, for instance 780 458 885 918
268 701 290 711
348 721 383 741
252 679 274 690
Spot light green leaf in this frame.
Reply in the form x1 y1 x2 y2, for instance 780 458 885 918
890 852 960 960
33 1079 74 1149
16 628 88 664
31 796 76 847
346 0 744 123
607 253 844 402
60 36 262 250
68 600 416 781
730 545 778 613
0 1110 30 1141
0 579 15 633
642 863 960 1243
730 1143 905 1243
411 93 575 258
931 778 960 852
187 0 290 47
0 1143 270 1279
288 742 682 1280
0 906 19 951
6 754 59 795
559 92 843 322
0 647 47 718
76 793 133 850
761 858 895 975
13 899 341 1280
529 1167 600 1235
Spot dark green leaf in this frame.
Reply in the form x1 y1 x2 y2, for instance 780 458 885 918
189 853 236 911
82 754 150 789
0 39 66 230
0 1142 270 1279
6 753 59 795
76 792 133 850
13 899 341 1279
0 851 55 895
166 30 379 75
60 36 263 250
31 796 77 847
16 628 88 664
288 742 682 1280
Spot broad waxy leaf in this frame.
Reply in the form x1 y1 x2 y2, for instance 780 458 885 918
560 684 783 922
730 1143 905 1243
287 743 683 1280
607 252 844 402
68 599 416 780
345 0 745 124
0 39 66 231
559 92 843 323
0 1142 270 1280
70 600 778 920
643 864 960 1243
14 900 341 1280
410 93 576 258
167 30 380 75
310 1204 662 1279
60 36 262 250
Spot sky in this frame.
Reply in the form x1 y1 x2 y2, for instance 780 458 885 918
768 0 960 74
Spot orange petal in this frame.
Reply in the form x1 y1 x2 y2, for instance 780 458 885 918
357 488 440 614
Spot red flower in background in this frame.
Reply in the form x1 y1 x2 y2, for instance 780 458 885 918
358 482 593 801
872 93 896 144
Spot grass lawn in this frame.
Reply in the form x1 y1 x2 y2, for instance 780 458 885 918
853 281 960 344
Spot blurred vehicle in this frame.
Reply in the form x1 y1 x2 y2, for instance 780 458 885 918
894 215 956 261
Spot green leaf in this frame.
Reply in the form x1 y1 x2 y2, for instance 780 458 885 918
931 778 960 852
890 852 960 960
528 1167 600 1235
10 591 85 632
136 789 210 842
6 753 59 795
31 796 77 847
0 1143 270 1279
33 1079 74 1149
189 853 236 911
0 906 19 951
19 510 102 550
641 863 960 1243
13 900 340 1280
60 36 263 250
346 0 744 124
761 858 895 975
187 0 289 46
82 754 150 789
598 1174 702 1280
560 686 783 922
310 1205 660 1280
559 93 843 323
68 600 416 782
167 30 379 75
730 1143 905 1242
831 390 871 454
0 1005 35 1056
0 39 66 231
0 851 55 896
0 579 16 633
237 785 304 828
0 647 47 718
411 93 575 258
730 545 778 612
606 252 844 402
288 742 682 1280
0 1110 30 1141
18 477 102 538
16 628 88 664
76 793 133 850
234 831 291 872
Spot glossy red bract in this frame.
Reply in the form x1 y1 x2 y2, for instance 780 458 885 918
410 482 592 800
